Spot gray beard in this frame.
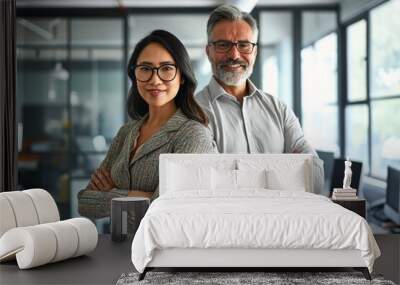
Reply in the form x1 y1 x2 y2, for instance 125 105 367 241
212 63 253 87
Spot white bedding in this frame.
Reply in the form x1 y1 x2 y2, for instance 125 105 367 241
131 190 380 273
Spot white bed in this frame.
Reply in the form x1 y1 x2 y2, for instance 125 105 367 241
131 154 380 280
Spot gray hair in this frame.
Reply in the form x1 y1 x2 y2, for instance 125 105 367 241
207 4 259 42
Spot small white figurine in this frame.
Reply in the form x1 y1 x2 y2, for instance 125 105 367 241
343 158 353 189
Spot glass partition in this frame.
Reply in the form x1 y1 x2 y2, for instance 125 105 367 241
17 17 125 219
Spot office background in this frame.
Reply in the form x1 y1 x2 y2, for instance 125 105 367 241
6 0 400 224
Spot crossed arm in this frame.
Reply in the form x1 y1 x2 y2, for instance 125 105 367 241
86 168 153 199
78 168 154 219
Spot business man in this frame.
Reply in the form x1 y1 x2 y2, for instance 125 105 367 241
196 4 324 193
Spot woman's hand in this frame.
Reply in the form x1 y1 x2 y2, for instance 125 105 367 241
88 168 115 192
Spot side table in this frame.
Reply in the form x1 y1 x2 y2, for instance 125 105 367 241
332 198 366 218
111 197 150 241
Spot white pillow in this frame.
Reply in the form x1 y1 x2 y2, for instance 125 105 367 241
212 168 237 190
211 169 268 190
238 159 308 192
266 168 306 191
237 169 268 189
167 163 212 191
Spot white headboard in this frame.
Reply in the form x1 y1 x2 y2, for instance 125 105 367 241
159 154 314 195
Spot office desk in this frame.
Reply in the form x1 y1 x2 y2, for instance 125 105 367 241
0 235 133 285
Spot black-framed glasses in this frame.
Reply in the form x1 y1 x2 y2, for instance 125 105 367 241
133 64 178 82
209 40 257 54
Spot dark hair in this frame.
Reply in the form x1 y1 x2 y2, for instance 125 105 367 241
126 29 208 126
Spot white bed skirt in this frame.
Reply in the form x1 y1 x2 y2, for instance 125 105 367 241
148 248 366 268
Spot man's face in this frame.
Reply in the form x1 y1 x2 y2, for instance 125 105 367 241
206 19 257 87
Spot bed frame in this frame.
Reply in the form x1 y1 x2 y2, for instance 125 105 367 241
137 154 372 281
138 248 371 280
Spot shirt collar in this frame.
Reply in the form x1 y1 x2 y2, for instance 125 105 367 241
207 77 228 102
208 76 260 103
246 79 258 97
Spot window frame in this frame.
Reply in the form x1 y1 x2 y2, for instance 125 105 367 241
342 0 400 180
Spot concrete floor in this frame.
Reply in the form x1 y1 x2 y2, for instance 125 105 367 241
374 234 400 284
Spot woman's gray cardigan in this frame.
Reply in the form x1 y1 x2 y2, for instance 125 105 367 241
78 109 217 219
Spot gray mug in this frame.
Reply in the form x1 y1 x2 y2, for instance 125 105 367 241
111 197 150 242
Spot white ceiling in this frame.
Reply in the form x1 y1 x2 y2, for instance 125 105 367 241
16 0 340 8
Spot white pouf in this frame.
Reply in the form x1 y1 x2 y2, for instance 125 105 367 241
0 189 98 269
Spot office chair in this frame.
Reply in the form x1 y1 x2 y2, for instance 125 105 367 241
329 158 363 197
383 166 400 225
367 166 400 232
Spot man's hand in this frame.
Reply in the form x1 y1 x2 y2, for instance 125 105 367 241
88 168 115 192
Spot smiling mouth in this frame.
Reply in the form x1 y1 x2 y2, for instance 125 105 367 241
222 64 245 70
147 89 166 96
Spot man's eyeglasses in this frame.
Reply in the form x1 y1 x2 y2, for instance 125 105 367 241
133 64 178 82
209 40 257 54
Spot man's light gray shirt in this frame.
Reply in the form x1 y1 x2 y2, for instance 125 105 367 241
195 77 324 193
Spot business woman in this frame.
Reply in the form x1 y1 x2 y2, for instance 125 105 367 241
78 30 216 221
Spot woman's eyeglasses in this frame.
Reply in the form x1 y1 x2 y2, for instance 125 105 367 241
133 64 178 82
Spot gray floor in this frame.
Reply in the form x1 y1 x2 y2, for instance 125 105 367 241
373 234 400 284
0 234 398 285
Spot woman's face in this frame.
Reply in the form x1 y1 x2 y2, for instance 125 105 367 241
135 42 182 109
